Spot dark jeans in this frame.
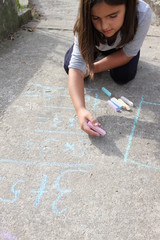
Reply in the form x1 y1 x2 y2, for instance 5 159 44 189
64 45 140 85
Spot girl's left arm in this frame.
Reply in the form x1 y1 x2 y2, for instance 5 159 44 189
94 48 132 73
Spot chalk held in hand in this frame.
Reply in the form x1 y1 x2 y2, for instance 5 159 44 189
120 96 133 107
101 87 112 97
87 121 106 136
107 100 120 112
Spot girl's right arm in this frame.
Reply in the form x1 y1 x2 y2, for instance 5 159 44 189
68 68 100 136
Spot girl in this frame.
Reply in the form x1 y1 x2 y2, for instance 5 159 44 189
64 0 152 136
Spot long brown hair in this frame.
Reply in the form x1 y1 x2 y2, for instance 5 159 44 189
74 0 138 79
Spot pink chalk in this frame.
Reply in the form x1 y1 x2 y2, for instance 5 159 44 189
87 121 106 136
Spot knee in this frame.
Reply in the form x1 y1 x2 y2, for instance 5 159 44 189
110 68 137 85
64 45 74 75
64 61 69 74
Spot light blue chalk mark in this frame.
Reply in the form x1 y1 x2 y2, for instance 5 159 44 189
44 105 73 110
40 138 58 158
32 174 48 207
52 114 63 128
130 159 160 170
85 95 91 103
143 101 160 106
65 141 85 158
24 90 41 98
93 93 99 110
31 83 64 91
64 143 74 153
124 96 143 163
0 179 24 204
52 169 88 215
22 140 35 151
0 158 94 168
0 176 4 181
69 117 75 128
35 129 84 135
85 87 99 94
37 116 49 124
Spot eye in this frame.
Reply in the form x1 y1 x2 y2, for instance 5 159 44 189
91 16 99 21
110 14 117 19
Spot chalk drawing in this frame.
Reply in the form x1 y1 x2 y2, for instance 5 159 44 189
24 83 100 110
124 96 143 163
0 168 92 214
32 175 48 207
22 138 86 159
93 93 99 109
0 158 94 168
24 89 41 98
69 117 76 128
52 169 88 215
40 138 85 158
35 113 82 134
35 128 84 135
124 97 160 170
0 179 24 204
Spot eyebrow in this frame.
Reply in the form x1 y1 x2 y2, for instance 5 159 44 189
91 10 119 18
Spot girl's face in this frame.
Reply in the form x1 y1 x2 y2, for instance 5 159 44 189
91 2 126 38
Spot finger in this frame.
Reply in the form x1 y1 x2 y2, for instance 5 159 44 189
83 123 100 137
89 118 101 127
92 120 101 127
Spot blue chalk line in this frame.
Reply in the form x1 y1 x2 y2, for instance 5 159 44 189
123 96 143 163
0 158 94 168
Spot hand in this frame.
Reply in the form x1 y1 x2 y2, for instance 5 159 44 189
77 107 101 137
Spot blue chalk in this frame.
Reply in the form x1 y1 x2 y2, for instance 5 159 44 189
111 97 123 110
101 87 112 97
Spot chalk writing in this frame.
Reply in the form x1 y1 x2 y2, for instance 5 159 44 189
52 169 88 215
124 97 160 170
22 138 86 159
0 158 94 168
0 168 91 214
35 113 83 135
24 83 100 110
32 174 48 207
0 179 24 203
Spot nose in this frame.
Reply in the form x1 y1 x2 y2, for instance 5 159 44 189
101 19 109 31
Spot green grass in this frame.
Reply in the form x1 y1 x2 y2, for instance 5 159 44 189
16 0 27 10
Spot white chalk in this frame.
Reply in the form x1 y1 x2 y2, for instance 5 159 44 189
117 99 131 111
120 96 133 107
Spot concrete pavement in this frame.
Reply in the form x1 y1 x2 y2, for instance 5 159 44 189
0 0 160 239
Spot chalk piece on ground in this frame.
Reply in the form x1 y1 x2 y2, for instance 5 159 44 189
117 99 131 111
111 97 123 110
101 87 112 97
107 100 121 112
121 96 133 107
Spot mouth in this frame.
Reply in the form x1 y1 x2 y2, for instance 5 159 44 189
103 29 113 34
